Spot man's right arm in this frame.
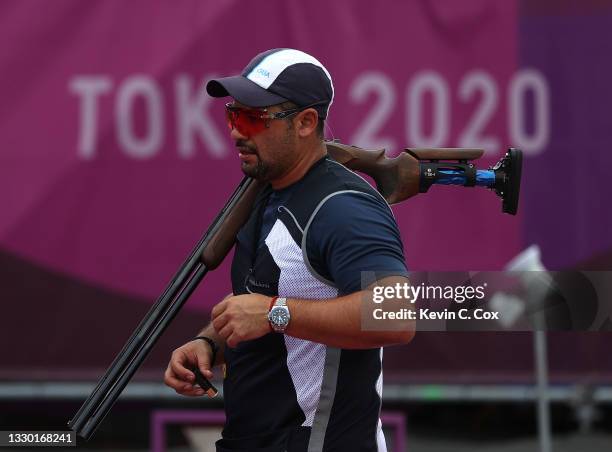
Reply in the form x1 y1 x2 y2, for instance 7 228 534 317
163 322 225 397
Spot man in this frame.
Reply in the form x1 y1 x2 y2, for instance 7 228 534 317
164 48 414 452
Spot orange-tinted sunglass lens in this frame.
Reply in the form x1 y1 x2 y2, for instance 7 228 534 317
225 106 267 137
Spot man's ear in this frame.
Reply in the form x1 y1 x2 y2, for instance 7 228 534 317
296 108 318 138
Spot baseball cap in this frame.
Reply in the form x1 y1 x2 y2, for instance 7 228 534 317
206 48 334 119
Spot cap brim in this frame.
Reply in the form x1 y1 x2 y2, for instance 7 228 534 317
206 76 288 107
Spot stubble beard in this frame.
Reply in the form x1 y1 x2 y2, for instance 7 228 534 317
240 128 296 182
240 155 267 179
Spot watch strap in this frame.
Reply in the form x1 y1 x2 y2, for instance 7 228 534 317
193 336 218 366
269 296 279 311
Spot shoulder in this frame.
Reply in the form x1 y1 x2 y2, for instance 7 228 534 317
303 158 393 223
322 158 384 199
306 189 397 236
304 190 403 268
304 191 407 294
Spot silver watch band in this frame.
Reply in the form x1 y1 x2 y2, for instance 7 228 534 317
275 297 287 307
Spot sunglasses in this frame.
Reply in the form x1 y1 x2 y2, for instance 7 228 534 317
225 102 324 137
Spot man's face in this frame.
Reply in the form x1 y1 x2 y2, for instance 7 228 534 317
228 101 299 181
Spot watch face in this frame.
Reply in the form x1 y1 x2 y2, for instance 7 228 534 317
270 307 289 326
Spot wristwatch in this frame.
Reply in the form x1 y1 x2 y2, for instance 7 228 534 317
268 297 290 333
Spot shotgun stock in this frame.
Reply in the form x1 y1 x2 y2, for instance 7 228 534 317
326 141 483 204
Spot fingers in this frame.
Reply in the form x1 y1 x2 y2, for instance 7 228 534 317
167 371 209 397
196 354 214 380
164 363 213 397
217 322 233 343
181 386 208 397
226 332 242 348
164 364 185 389
212 311 230 334
211 299 229 319
164 355 194 393
217 322 244 348
170 349 195 382
164 363 194 393
164 343 215 397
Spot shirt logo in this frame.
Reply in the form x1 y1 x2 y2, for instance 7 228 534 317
256 68 270 78
247 276 271 289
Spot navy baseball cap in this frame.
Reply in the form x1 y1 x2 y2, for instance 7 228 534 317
206 48 334 119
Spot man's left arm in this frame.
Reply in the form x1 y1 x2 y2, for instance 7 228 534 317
211 280 413 349
286 280 415 348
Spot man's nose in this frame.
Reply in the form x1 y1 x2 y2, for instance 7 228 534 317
230 126 248 141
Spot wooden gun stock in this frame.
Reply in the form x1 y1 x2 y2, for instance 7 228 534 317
201 178 265 269
325 141 483 204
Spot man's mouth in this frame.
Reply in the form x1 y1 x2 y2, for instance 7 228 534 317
236 142 257 160
236 140 257 152
237 145 257 163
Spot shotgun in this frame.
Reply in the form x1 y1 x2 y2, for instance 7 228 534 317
68 141 522 440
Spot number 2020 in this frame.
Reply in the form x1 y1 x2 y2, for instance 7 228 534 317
349 69 549 156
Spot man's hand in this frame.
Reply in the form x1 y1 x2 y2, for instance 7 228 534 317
212 293 271 348
164 339 214 397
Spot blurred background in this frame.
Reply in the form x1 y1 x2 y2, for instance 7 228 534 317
1 0 611 450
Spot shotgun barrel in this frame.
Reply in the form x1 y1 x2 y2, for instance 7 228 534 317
68 176 263 440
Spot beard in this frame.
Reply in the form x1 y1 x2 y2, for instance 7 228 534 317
237 143 272 180
240 154 269 179
237 128 296 181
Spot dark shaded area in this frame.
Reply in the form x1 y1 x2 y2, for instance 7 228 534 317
0 398 223 449
578 249 612 271
2 399 612 449
390 401 578 440
0 248 208 380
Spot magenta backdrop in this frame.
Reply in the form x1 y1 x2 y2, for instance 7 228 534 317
1 0 610 380
0 0 520 306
